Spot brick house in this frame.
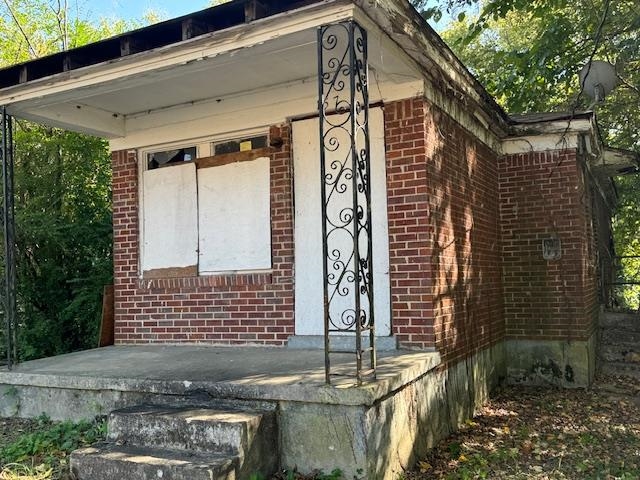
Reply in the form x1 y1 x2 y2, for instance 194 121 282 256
0 0 636 477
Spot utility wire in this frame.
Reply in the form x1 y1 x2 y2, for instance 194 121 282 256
1 0 38 59
553 0 611 176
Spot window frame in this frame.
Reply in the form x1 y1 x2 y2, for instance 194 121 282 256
138 129 271 280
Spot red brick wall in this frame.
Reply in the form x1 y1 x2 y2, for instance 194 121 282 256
580 162 600 336
112 125 295 344
384 98 505 362
384 99 434 348
112 98 504 357
499 150 598 341
425 103 504 363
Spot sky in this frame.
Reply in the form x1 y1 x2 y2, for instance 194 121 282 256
82 0 455 29
83 0 212 22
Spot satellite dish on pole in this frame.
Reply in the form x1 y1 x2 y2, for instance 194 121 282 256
579 60 618 103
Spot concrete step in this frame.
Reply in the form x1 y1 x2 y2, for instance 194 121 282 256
104 404 278 479
70 443 237 480
600 312 640 330
600 344 640 363
601 361 640 381
108 404 274 456
600 328 640 346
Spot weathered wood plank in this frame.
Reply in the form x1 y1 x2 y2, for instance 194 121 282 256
196 147 272 169
143 265 198 279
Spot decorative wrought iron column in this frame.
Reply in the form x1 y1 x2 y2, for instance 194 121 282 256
1 107 16 369
317 21 375 385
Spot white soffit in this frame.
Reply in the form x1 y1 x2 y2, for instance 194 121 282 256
0 1 422 139
502 119 593 154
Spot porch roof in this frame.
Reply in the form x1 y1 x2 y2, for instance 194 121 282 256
0 0 512 143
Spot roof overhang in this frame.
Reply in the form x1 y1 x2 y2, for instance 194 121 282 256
0 0 512 147
503 110 639 207
502 112 595 154
0 0 423 139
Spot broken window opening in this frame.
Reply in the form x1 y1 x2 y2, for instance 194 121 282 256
213 135 267 155
147 146 197 170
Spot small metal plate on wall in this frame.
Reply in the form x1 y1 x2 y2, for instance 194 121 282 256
542 237 562 260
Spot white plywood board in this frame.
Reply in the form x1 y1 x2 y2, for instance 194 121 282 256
142 163 198 272
292 107 391 336
198 157 271 272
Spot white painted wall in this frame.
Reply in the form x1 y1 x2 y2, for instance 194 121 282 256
292 108 391 336
110 79 424 152
198 157 272 273
141 163 198 272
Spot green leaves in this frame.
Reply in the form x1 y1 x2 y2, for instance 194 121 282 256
433 0 640 308
0 0 146 64
0 416 107 477
12 124 112 360
0 1 150 360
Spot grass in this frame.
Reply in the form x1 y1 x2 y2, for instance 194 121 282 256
0 415 106 480
0 463 54 480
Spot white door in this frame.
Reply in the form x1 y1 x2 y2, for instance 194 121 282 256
292 107 391 336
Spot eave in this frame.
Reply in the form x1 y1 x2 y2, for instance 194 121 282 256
0 0 514 147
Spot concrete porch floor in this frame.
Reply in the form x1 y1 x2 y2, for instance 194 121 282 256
0 345 441 414
0 344 503 479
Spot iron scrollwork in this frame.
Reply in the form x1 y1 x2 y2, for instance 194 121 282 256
318 21 375 384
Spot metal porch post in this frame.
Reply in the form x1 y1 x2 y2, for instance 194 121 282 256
317 21 375 385
1 107 16 369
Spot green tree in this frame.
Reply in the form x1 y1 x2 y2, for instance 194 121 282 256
13 124 112 359
432 0 640 308
0 0 144 359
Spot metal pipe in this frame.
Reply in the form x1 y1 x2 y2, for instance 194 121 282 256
317 25 331 385
1 107 15 370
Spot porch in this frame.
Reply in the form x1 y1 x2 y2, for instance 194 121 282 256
0 345 440 416
0 345 459 479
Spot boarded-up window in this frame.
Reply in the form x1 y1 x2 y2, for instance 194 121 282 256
198 157 271 273
142 163 198 277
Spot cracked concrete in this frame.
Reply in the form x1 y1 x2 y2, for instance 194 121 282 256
0 344 504 479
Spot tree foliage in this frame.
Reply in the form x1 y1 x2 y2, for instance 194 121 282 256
0 0 144 359
430 0 640 308
13 124 112 359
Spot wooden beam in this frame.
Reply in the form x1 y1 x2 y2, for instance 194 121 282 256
182 18 209 40
18 66 28 84
196 147 272 169
120 36 150 56
98 285 115 347
245 0 268 22
143 265 198 279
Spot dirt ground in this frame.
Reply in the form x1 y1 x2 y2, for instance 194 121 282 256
1 374 639 480
0 417 39 450
405 373 640 480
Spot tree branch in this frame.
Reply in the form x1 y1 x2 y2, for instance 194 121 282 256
617 74 640 95
1 0 38 58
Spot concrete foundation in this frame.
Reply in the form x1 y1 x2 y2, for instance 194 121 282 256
505 333 597 387
0 344 505 479
279 342 505 479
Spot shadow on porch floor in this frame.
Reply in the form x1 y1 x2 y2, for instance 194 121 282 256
0 345 441 411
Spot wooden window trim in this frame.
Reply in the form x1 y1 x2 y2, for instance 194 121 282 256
138 271 274 290
196 147 272 169
143 265 198 279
